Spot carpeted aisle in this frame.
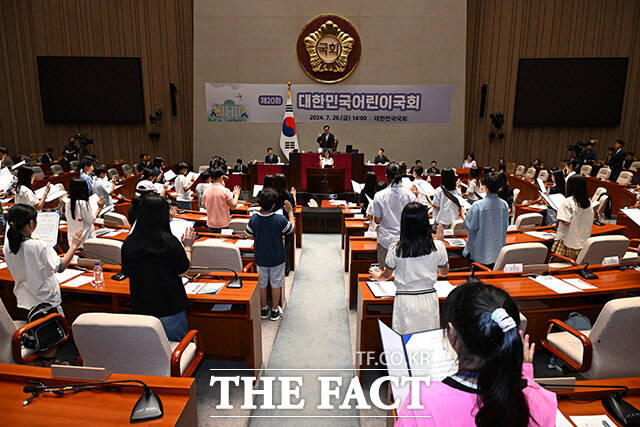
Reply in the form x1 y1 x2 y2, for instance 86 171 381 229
250 234 359 427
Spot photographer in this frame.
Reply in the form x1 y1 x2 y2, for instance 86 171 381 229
63 136 79 162
580 140 597 165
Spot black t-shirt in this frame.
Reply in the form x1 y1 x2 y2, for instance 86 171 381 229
274 192 295 212
121 234 190 317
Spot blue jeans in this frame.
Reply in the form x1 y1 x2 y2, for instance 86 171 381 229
159 310 188 342
176 200 192 210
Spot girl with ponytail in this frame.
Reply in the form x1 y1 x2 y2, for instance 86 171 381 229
397 281 557 426
3 204 84 318
371 162 416 268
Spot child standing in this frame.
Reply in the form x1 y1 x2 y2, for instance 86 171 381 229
174 162 195 210
245 188 294 320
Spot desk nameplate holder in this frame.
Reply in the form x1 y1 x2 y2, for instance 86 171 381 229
51 364 111 381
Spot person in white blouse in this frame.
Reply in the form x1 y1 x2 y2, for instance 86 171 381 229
432 168 463 228
318 150 334 168
65 178 103 247
15 167 50 210
461 166 482 203
551 175 594 260
3 204 84 317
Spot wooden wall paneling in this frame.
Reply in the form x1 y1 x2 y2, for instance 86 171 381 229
465 0 640 169
0 0 193 166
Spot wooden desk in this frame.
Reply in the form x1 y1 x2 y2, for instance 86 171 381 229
346 223 626 307
507 173 540 202
0 364 196 426
289 152 364 191
586 176 637 213
307 167 346 194
356 265 640 373
0 269 263 376
617 209 640 240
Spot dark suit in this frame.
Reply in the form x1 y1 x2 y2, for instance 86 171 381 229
265 154 279 164
317 133 334 150
610 149 626 180
581 150 596 165
233 164 248 174
426 167 440 174
40 153 55 163
374 155 389 165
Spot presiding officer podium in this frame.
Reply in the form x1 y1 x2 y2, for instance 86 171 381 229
307 168 345 194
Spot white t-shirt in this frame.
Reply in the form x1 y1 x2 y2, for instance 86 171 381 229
93 177 114 208
3 239 62 309
556 196 594 249
385 240 448 291
432 187 461 226
195 182 211 207
466 180 480 201
372 184 416 248
15 186 39 207
65 199 96 245
320 157 334 168
565 171 576 182
175 174 192 202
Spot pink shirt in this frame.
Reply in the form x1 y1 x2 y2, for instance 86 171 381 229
396 363 557 427
463 160 477 169
202 183 232 228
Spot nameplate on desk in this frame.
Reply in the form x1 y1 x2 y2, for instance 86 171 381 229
364 231 377 238
353 213 365 219
443 229 454 236
221 229 234 235
51 365 111 381
504 263 523 273
603 256 620 266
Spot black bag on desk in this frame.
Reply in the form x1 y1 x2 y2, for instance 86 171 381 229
22 303 67 351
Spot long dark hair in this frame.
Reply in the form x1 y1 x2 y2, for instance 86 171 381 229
141 167 154 180
396 202 436 257
566 175 590 209
441 168 456 191
551 170 566 195
126 194 173 257
443 281 529 427
263 174 274 189
69 178 89 220
385 163 402 185
273 174 288 199
6 204 38 254
363 172 377 198
16 167 34 191
469 166 480 182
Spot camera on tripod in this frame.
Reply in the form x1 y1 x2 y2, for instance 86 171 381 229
567 140 587 156
73 133 93 146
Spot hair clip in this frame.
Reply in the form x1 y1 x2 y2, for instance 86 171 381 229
490 308 517 333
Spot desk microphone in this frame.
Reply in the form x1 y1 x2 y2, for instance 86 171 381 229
190 266 243 288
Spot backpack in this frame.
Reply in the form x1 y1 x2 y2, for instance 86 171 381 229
22 303 68 351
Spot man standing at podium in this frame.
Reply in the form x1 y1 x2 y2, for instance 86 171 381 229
316 125 334 152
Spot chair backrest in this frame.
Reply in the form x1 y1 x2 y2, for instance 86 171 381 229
50 164 64 175
191 240 242 271
616 171 633 185
32 166 45 179
576 235 630 265
586 297 640 379
3 157 14 167
82 238 123 265
580 165 592 176
629 161 640 172
72 312 172 376
121 164 133 175
493 243 548 271
103 212 130 227
69 160 79 170
0 299 18 364
510 188 521 225
596 167 611 180
228 218 249 233
514 213 543 229
21 156 32 166
514 165 525 176
591 186 607 203
107 168 119 180
524 167 536 179
538 170 549 182
198 165 209 173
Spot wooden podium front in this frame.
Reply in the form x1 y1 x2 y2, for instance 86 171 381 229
307 168 345 193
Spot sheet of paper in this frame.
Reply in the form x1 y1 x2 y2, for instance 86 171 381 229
54 268 85 283
527 204 548 210
88 193 101 214
185 171 201 182
32 212 60 247
95 228 115 237
184 282 205 295
444 238 466 247
555 411 573 427
60 275 94 288
401 177 412 190
564 278 597 290
35 185 67 202
211 304 233 312
569 415 616 427
169 219 194 242
11 160 26 170
524 231 557 240
378 320 412 401
198 282 225 295
536 177 547 193
621 208 640 226
329 200 347 205
544 193 566 211
434 281 456 298
404 328 458 380
530 275 582 294
414 180 436 197
507 224 517 231
366 281 396 298
103 230 127 238
0 167 14 192
163 170 177 181
253 184 263 197
0 262 7 270
235 239 254 249
351 180 363 194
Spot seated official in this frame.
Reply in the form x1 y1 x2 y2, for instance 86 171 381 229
409 160 423 175
318 150 334 168
397 281 557 426
40 147 56 164
373 148 389 165
264 147 279 164
232 158 249 174
121 194 196 341
316 125 334 152
426 160 440 174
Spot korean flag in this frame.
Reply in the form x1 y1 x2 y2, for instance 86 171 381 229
279 83 299 160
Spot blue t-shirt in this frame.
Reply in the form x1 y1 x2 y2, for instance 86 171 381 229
246 212 293 267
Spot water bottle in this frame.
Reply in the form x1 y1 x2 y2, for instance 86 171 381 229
93 262 104 289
